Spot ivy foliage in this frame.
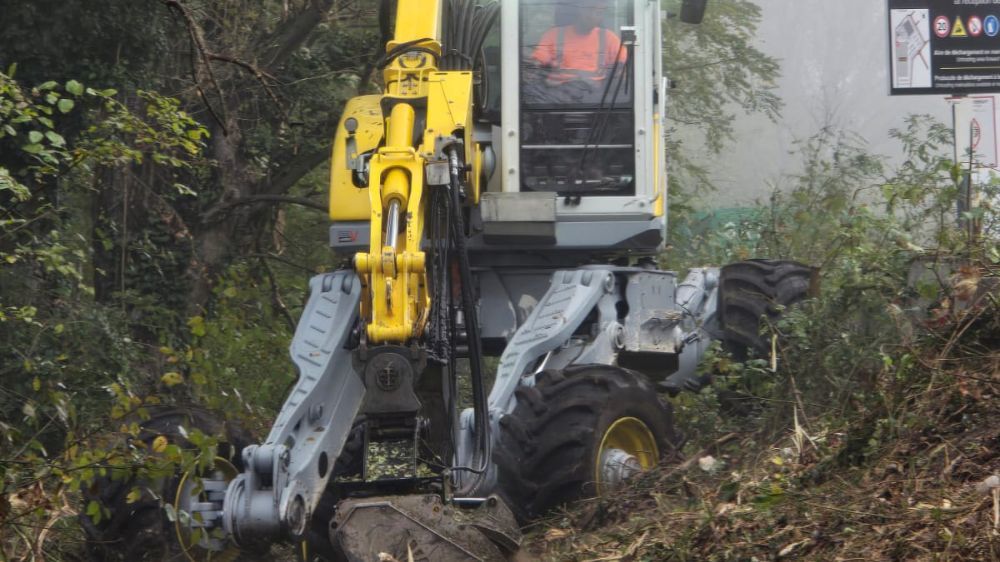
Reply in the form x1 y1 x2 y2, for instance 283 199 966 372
0 3 381 553
0 70 219 559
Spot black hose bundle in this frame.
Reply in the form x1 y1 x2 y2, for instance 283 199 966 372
426 187 452 365
424 148 491 494
445 147 492 494
441 0 500 72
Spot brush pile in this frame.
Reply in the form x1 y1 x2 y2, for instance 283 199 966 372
528 264 999 561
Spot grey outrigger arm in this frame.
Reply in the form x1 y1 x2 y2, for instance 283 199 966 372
222 270 365 546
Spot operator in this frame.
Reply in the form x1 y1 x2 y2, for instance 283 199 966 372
529 0 628 96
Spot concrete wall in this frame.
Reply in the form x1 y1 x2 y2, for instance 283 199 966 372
701 0 951 206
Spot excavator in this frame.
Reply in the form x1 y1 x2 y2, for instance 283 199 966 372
158 0 812 560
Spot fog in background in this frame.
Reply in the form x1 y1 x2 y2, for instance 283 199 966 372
700 0 952 206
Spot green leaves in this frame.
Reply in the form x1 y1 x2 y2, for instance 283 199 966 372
45 131 65 146
71 88 208 174
65 79 84 96
172 182 197 196
85 500 104 524
664 0 781 155
125 487 143 504
161 371 185 387
152 435 169 453
0 68 235 562
187 315 206 337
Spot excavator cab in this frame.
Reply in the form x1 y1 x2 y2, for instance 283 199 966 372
478 0 667 251
518 0 636 196
327 0 666 254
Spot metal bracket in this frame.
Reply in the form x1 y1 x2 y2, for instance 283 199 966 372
356 345 424 415
345 117 360 170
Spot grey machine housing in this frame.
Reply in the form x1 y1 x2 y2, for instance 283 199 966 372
220 264 722 542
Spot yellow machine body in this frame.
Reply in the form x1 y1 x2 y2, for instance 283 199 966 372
329 95 384 222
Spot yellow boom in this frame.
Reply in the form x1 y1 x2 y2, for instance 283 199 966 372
330 0 476 344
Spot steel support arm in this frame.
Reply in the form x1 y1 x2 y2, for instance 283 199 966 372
222 271 365 545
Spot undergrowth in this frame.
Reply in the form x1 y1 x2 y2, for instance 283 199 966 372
528 119 1000 561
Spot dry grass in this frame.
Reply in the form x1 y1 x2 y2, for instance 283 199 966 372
527 287 1000 561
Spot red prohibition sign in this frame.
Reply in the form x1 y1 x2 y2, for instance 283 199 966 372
934 15 951 38
969 15 984 37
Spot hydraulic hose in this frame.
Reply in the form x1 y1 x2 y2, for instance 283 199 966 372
441 0 500 72
445 146 491 494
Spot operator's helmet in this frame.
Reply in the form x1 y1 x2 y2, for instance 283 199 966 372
556 0 610 29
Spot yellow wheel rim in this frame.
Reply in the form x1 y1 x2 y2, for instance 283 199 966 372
174 457 240 562
595 417 658 495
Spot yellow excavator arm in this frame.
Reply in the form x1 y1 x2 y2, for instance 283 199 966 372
331 0 477 344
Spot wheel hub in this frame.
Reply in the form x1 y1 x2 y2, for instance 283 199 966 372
174 457 239 560
595 416 659 494
600 448 642 487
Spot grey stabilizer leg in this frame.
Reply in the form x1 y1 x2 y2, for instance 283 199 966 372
454 268 615 493
222 271 365 546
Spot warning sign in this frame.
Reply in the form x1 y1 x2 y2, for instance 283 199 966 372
889 1 1000 95
951 16 967 37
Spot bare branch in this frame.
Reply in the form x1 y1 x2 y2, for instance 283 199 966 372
249 252 316 274
159 0 230 134
263 0 336 72
258 254 297 332
206 53 288 116
202 194 326 224
265 148 330 196
206 53 279 82
202 148 329 220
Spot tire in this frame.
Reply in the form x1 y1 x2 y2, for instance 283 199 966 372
494 365 680 520
80 405 253 562
719 259 815 359
304 420 366 562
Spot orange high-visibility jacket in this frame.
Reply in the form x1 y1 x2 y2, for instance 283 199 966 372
532 26 627 81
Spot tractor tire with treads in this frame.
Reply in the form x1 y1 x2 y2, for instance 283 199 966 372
80 405 253 562
719 259 815 359
495 364 680 520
